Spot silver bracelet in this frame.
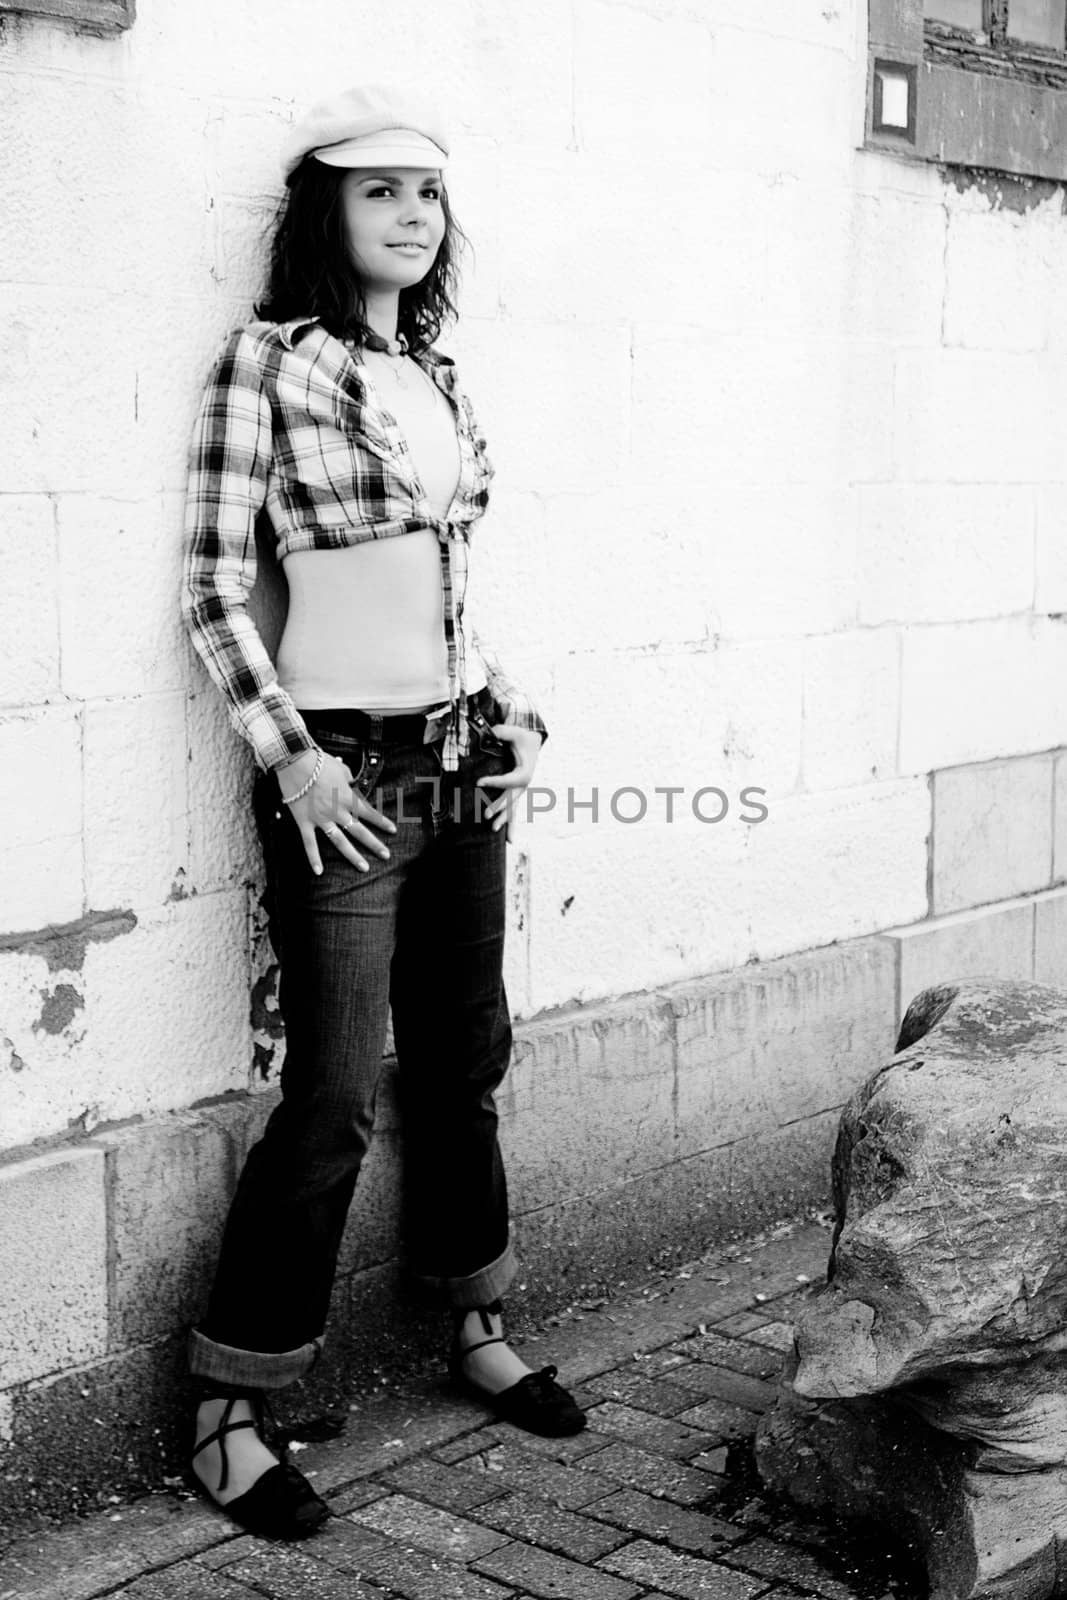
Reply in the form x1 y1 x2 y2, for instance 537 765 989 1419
280 748 324 806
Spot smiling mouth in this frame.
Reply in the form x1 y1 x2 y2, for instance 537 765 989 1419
388 242 427 250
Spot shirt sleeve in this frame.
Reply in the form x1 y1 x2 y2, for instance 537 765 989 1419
181 328 317 772
472 627 548 745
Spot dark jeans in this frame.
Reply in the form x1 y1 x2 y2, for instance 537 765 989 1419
187 692 518 1390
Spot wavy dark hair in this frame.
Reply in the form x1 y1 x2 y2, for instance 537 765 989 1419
256 158 467 353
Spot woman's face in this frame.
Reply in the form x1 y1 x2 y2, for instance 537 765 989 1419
338 167 446 294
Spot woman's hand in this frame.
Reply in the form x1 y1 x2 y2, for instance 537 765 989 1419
475 725 544 842
277 749 396 875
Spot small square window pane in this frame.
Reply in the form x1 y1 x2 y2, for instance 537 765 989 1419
924 0 984 28
1008 0 1066 44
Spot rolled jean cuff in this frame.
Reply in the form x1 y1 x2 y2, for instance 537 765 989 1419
415 1238 518 1309
187 1325 324 1391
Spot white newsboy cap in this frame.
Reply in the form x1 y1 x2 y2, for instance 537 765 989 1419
281 84 450 181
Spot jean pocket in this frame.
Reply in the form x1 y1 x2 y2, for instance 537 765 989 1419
311 730 369 789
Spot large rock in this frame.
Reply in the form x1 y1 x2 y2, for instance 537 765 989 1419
757 978 1067 1600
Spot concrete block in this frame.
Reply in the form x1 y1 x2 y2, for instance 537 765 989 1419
672 938 897 1158
801 629 900 789
0 495 60 706
573 0 714 160
736 778 930 963
0 1145 108 1384
762 184 944 347
465 489 548 657
893 350 1067 482
1034 888 1067 988
451 318 631 497
706 30 855 177
0 286 139 495
0 76 210 298
541 643 799 823
698 0 859 52
1035 486 1067 615
702 484 858 641
524 779 928 1015
57 494 186 699
885 900 1036 1026
501 994 680 1210
631 331 894 489
0 707 84 932
93 1110 236 1349
186 687 259 896
943 208 1050 352
900 617 1067 774
858 484 1034 626
84 893 251 1124
1055 752 1067 885
83 693 189 909
496 154 767 331
933 755 1055 914
539 490 711 655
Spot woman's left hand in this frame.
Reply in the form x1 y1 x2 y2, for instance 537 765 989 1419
476 725 543 841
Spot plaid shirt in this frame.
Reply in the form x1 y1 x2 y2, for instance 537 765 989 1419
182 316 546 772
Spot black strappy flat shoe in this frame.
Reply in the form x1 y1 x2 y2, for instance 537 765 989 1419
448 1303 587 1438
189 1386 330 1540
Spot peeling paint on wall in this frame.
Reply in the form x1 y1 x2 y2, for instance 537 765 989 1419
0 910 137 973
33 983 84 1036
943 165 1066 214
2 1037 26 1073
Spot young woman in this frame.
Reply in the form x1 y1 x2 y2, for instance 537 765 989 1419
181 83 584 1542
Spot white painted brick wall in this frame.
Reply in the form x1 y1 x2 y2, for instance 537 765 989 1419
0 0 1063 1146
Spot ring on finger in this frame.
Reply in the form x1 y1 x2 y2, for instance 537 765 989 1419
323 823 341 837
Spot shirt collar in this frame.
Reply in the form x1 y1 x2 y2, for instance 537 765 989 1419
277 316 320 350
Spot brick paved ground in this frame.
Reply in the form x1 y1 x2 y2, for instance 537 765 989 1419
0 1221 919 1600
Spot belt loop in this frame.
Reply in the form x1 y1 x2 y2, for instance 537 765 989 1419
367 713 384 741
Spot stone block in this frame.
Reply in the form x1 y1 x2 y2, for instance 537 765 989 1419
887 900 1035 1025
0 495 60 706
83 693 190 909
893 350 1067 483
84 894 251 1123
703 482 857 643
858 483 1033 627
93 1110 236 1349
501 993 680 1209
186 686 259 897
801 629 900 790
542 643 800 831
632 331 894 490
933 755 1054 914
1034 888 1067 987
0 706 84 932
944 207 1050 351
1036 485 1067 613
900 616 1067 774
0 1145 108 1384
451 318 631 497
58 494 186 700
707 30 856 178
1054 750 1067 883
672 939 897 1158
573 1 713 160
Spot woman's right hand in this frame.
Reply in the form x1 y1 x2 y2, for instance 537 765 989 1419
276 749 396 875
